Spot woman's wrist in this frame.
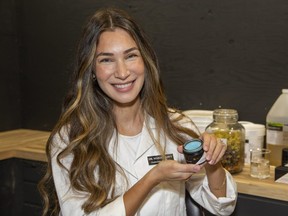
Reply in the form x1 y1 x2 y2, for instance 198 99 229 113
209 175 226 190
147 165 162 187
205 162 227 197
123 167 161 216
205 161 222 173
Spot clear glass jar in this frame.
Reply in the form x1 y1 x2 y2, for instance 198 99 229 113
205 109 245 174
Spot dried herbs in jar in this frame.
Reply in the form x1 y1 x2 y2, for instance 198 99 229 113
206 109 245 174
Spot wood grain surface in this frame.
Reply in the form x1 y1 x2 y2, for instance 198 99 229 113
0 129 50 162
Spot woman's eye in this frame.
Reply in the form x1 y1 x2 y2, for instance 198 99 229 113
126 53 138 59
99 58 113 63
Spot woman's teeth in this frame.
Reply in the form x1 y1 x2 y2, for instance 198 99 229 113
114 82 132 89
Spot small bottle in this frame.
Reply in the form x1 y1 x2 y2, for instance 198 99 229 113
266 89 288 166
206 109 245 174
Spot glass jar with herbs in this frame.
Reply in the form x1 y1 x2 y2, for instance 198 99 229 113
205 109 245 174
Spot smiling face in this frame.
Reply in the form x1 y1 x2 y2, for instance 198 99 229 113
95 28 145 106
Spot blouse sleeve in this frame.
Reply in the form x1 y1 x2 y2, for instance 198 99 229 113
51 132 126 216
186 169 237 216
170 109 237 215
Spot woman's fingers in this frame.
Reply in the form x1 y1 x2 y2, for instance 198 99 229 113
200 132 212 152
155 160 201 182
208 138 227 165
201 133 227 165
178 133 227 170
177 145 183 153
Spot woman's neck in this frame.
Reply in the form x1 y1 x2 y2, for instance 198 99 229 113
113 99 144 136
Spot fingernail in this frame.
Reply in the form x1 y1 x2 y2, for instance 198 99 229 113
209 160 214 165
193 165 200 172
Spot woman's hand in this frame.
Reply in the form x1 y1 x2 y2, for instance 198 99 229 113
150 160 202 184
177 133 227 166
200 132 227 165
177 133 228 197
199 133 227 197
124 159 202 216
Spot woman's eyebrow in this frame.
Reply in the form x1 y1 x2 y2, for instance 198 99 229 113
124 47 139 54
96 52 113 58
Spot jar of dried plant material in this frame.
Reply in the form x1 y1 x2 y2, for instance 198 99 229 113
206 109 245 174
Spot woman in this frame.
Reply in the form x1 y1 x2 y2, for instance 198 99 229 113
39 7 237 216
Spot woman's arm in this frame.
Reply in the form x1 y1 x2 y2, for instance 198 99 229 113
201 132 228 198
52 145 201 216
205 162 227 198
185 132 237 215
123 160 201 216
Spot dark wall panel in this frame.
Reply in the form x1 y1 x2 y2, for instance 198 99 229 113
0 0 21 131
1 0 288 130
16 0 132 130
137 0 288 124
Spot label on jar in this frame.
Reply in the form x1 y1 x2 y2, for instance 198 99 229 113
266 122 288 145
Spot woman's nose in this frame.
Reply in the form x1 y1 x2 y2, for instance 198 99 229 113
115 60 130 79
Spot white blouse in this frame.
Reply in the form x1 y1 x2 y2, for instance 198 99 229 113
51 116 237 216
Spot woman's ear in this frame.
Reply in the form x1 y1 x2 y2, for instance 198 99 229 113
92 73 96 81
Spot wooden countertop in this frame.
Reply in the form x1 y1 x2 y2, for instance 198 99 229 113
0 129 50 162
233 165 288 201
0 129 287 202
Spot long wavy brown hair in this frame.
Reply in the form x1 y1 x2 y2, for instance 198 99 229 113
38 7 198 215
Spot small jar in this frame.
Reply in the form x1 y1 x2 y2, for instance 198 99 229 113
183 138 205 164
206 109 245 174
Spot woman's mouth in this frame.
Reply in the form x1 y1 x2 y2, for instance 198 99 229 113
114 82 133 89
112 80 135 92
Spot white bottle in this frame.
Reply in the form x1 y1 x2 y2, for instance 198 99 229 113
266 89 288 166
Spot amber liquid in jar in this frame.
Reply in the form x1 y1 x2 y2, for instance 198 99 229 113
206 109 245 174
